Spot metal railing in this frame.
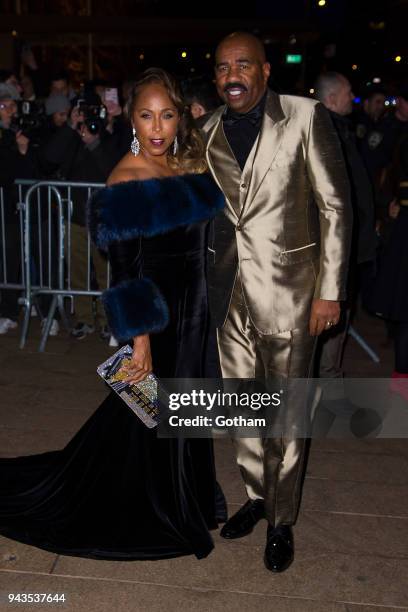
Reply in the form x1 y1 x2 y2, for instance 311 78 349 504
0 180 381 362
0 183 27 293
1 180 109 351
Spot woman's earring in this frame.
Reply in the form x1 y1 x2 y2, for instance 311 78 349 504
172 136 178 156
131 127 140 156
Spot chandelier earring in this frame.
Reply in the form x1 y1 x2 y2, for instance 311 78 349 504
131 127 140 156
172 135 178 156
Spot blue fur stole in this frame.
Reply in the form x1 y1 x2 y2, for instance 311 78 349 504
88 172 225 249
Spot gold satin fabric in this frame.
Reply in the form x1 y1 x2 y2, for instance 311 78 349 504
203 90 353 335
217 277 316 525
201 89 352 526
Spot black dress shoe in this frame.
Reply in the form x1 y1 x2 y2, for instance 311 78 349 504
264 524 294 572
220 499 265 539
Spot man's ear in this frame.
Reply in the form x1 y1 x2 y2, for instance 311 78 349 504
263 62 271 83
326 92 337 112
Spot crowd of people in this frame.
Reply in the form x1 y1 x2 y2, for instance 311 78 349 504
0 31 407 576
0 49 407 391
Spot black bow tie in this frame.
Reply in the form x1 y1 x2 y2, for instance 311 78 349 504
223 104 263 128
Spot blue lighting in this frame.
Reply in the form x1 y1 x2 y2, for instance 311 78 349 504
353 97 361 104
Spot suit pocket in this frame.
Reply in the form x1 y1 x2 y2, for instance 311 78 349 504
279 242 319 265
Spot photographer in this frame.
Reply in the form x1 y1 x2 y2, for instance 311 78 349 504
0 83 39 334
41 96 117 338
37 94 71 178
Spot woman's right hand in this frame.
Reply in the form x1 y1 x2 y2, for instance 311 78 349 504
121 334 153 384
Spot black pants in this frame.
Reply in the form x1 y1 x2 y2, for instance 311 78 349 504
0 221 22 320
395 321 408 373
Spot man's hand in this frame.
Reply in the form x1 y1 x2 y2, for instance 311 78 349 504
69 106 84 130
309 298 340 336
389 199 400 219
16 131 29 155
121 334 153 384
79 124 99 147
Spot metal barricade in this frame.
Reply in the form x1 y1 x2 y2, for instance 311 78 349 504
0 182 30 295
15 180 109 352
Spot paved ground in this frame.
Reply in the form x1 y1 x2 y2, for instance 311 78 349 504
0 308 407 612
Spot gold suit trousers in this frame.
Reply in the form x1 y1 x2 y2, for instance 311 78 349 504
217 277 317 526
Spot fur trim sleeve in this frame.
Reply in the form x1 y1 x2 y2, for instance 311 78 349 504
88 173 225 249
102 277 169 341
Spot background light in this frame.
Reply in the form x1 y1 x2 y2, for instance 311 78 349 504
373 77 381 83
205 53 211 59
353 97 361 104
181 51 188 59
139 53 144 60
369 21 385 30
395 55 402 62
352 64 358 71
318 0 326 6
309 88 315 94
286 54 303 64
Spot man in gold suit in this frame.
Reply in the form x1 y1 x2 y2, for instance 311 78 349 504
202 32 352 572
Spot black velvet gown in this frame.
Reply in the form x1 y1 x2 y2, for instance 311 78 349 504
0 173 226 560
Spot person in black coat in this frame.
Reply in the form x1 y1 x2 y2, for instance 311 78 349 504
366 87 408 401
313 72 379 434
0 85 38 333
40 103 118 338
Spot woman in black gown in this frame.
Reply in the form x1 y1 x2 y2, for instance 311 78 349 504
0 68 226 560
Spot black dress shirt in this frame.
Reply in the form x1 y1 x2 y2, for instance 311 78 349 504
222 93 267 171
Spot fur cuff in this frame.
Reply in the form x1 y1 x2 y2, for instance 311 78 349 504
102 277 169 341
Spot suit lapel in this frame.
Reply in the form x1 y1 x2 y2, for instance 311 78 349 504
243 90 289 213
205 108 240 219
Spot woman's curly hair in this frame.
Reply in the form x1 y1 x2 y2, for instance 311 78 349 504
126 68 207 174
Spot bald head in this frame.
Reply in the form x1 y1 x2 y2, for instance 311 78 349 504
214 31 270 114
216 32 267 64
315 72 354 116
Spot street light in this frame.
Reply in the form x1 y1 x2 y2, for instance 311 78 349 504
395 56 402 62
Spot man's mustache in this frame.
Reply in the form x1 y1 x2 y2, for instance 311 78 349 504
224 82 248 93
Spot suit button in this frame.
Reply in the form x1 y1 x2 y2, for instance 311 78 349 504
236 224 242 231
240 183 247 189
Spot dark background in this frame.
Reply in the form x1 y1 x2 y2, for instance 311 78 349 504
0 0 407 95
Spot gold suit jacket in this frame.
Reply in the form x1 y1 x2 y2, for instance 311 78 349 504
202 89 353 334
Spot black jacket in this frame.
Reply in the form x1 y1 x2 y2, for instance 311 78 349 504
39 124 117 225
330 111 377 264
0 126 39 222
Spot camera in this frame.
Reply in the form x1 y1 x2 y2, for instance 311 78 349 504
76 99 108 135
10 100 46 142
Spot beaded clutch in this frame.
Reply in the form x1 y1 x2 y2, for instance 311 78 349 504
97 345 167 428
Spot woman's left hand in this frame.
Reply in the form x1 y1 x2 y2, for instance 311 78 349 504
121 334 153 384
